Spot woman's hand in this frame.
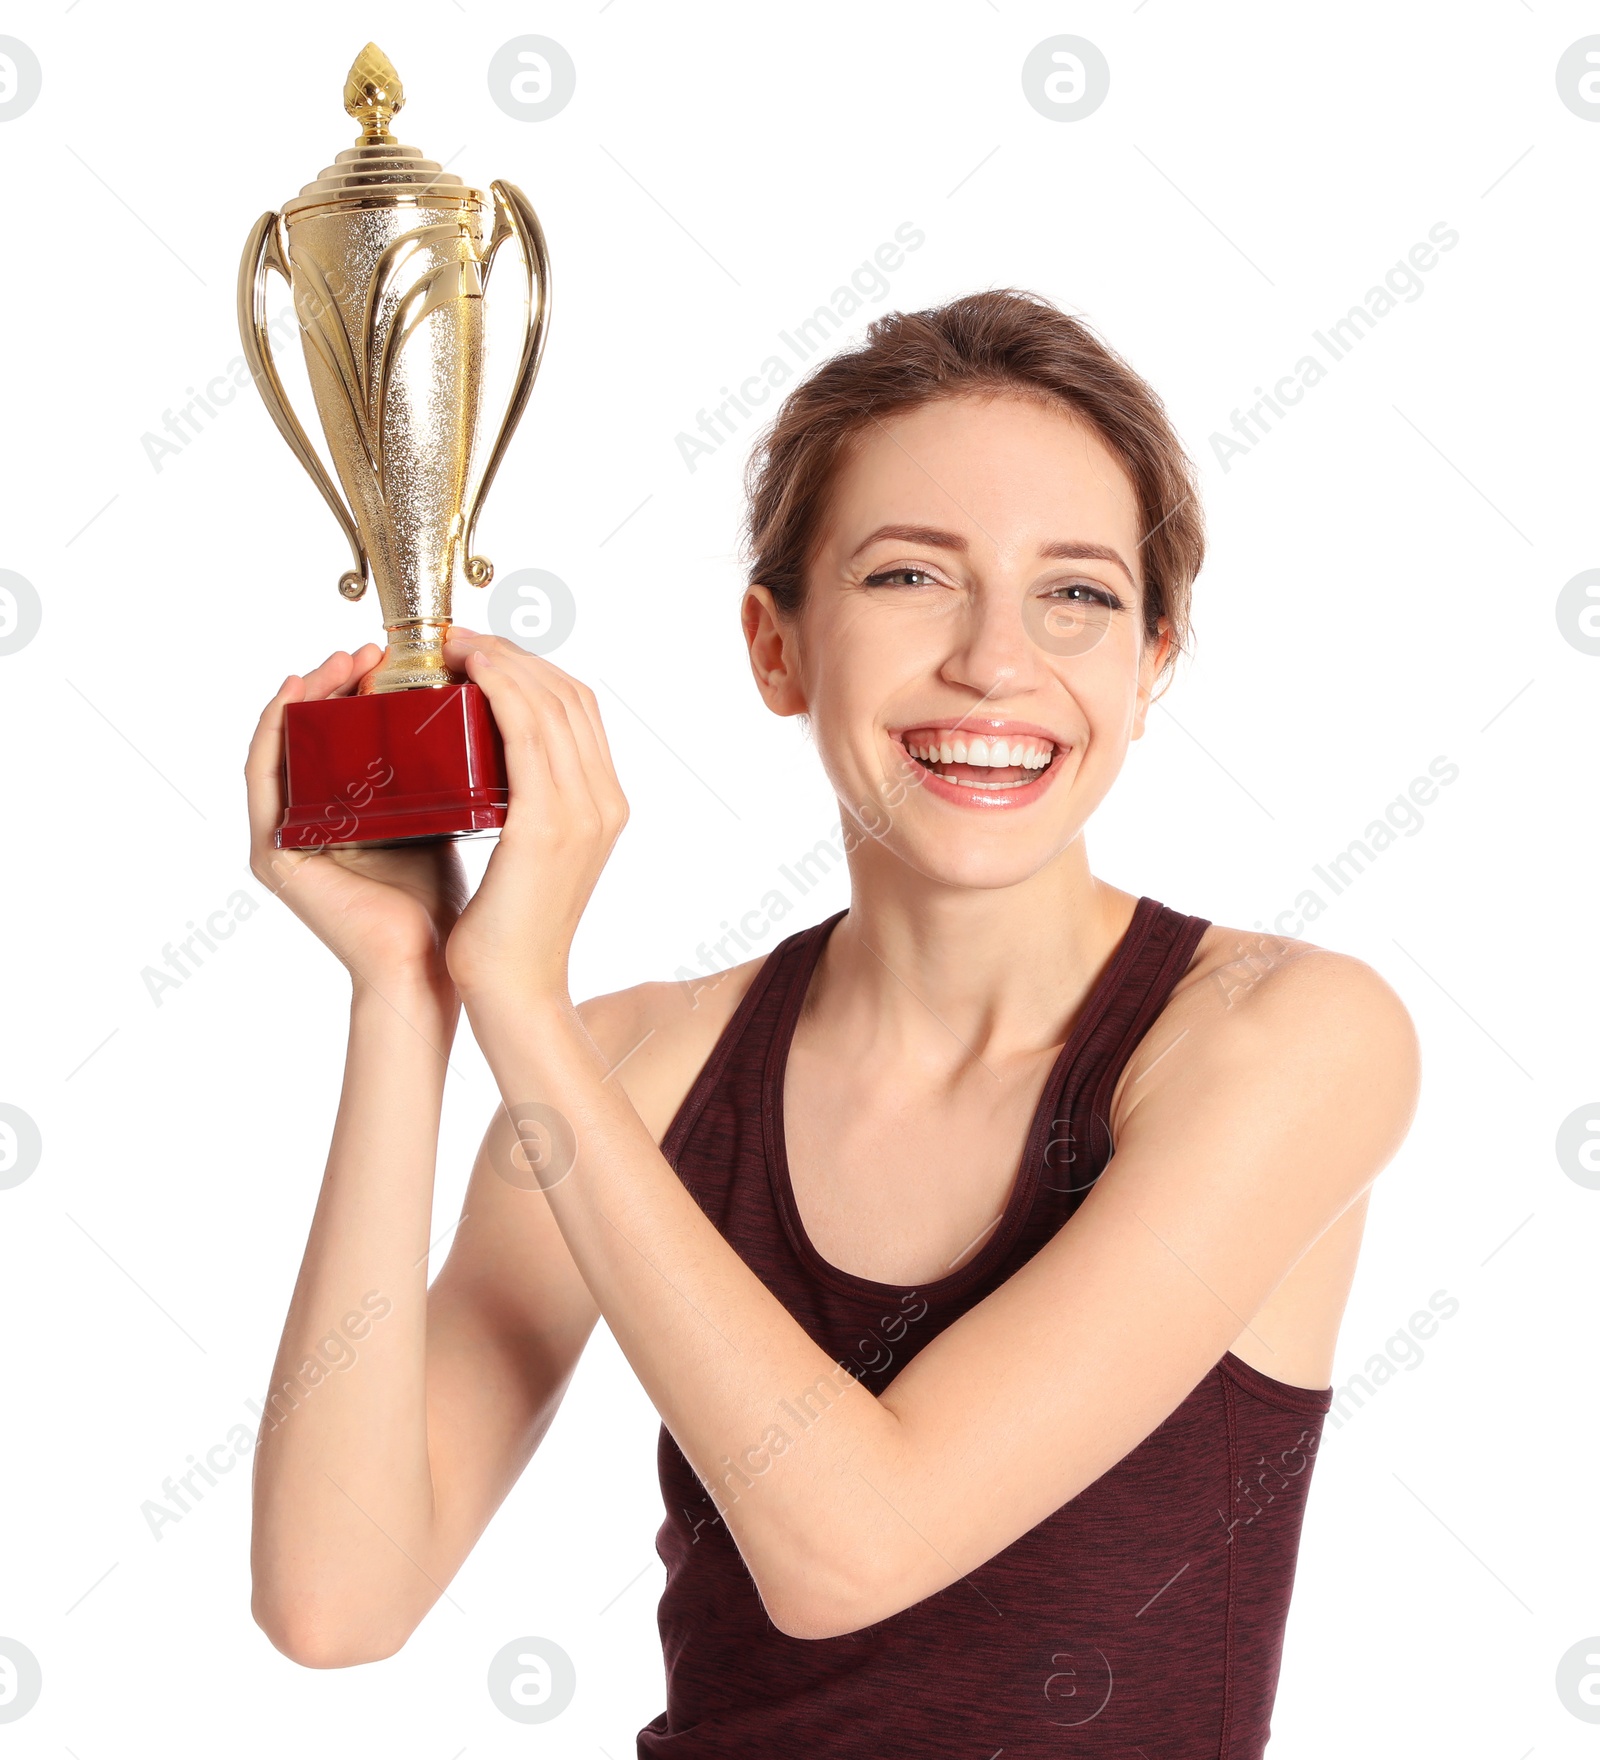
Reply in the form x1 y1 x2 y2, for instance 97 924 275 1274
440 628 629 1013
246 645 470 995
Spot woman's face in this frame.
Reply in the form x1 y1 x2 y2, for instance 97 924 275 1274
745 391 1171 891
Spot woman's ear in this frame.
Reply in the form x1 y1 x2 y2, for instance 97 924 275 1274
742 584 808 717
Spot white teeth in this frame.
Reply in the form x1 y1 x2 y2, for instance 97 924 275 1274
904 732 1058 771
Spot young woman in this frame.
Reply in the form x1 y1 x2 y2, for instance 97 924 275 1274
244 290 1420 1757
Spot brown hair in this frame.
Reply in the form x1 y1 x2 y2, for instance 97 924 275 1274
741 288 1205 685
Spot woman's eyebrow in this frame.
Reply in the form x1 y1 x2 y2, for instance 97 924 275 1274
849 525 1135 587
848 523 968 560
1037 540 1136 587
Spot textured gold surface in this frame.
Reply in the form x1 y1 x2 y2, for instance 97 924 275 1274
343 42 403 140
236 45 552 693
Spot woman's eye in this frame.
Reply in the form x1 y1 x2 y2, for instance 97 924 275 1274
863 566 941 588
1046 581 1121 609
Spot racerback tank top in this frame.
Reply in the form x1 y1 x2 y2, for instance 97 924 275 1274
638 895 1333 1759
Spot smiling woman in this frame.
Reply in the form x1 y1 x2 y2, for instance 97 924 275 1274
244 289 1420 1759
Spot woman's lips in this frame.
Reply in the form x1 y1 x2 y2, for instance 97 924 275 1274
895 733 1071 809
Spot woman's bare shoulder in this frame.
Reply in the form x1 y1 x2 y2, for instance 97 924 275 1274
1183 920 1416 1022
1112 920 1421 1138
574 956 772 1145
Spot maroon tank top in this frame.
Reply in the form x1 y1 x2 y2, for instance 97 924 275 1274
638 896 1332 1759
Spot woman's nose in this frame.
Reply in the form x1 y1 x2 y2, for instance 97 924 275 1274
940 583 1047 696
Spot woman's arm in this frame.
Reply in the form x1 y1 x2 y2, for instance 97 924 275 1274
442 630 1423 1644
244 654 605 1667
466 948 1415 1640
250 971 454 1663
251 976 613 1667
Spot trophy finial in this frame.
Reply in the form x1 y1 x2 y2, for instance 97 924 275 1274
343 43 405 143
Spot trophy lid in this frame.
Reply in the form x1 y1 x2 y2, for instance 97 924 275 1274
282 43 485 217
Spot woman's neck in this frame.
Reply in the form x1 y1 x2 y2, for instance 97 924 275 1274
804 833 1141 1071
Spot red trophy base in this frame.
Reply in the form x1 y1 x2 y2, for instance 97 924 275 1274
276 681 508 850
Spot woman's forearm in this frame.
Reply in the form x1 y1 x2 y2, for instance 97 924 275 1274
467 990 905 1631
250 972 458 1660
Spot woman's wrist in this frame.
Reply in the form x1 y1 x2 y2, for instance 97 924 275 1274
457 976 577 1055
349 963 462 1036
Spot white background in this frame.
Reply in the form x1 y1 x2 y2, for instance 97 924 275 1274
1 1 1596 1753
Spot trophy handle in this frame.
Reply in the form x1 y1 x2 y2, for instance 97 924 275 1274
459 180 553 590
237 211 371 602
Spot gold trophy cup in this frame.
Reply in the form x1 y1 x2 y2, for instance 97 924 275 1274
238 42 551 848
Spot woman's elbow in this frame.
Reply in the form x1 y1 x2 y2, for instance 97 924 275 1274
252 1590 412 1669
762 1556 900 1642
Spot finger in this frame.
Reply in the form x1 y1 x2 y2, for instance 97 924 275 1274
450 631 590 782
244 649 380 885
297 649 364 702
326 641 385 699
497 660 590 803
525 669 623 824
517 662 604 786
448 631 618 801
451 635 627 847
503 659 605 809
442 625 520 670
245 674 309 875
563 676 619 778
462 648 557 822
528 679 589 799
